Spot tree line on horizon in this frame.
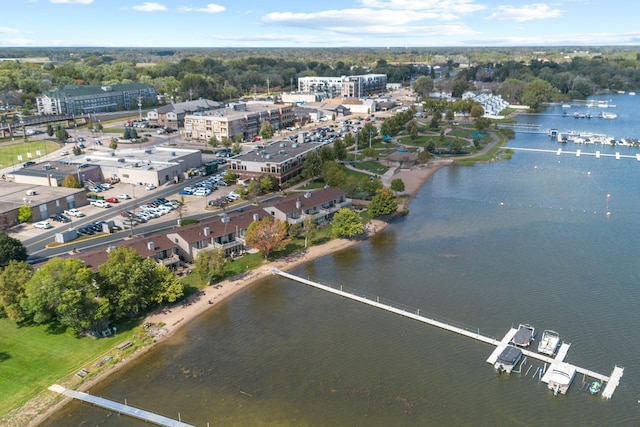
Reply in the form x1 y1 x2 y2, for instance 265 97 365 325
2 46 640 113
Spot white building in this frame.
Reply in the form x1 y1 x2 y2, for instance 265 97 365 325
298 74 387 98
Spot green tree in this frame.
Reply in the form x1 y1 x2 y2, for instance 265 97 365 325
223 170 237 184
153 264 184 304
55 125 69 142
259 121 275 140
0 260 32 322
522 78 557 111
208 135 219 149
17 205 32 223
451 137 465 154
470 104 485 118
72 145 82 155
407 120 419 139
259 174 277 193
302 215 317 248
333 139 347 161
0 232 28 268
109 139 118 150
22 258 103 334
232 142 242 155
332 208 364 238
390 178 405 195
322 161 347 188
244 216 288 260
96 247 183 319
413 75 434 99
302 150 323 179
319 144 334 162
61 173 81 188
46 123 54 137
369 188 398 217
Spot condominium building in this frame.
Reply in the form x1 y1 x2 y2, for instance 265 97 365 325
298 74 387 98
183 102 295 142
228 140 327 186
37 84 157 115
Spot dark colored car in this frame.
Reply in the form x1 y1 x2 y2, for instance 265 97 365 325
23 161 36 168
78 227 94 236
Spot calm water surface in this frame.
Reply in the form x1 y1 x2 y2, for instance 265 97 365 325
44 95 640 426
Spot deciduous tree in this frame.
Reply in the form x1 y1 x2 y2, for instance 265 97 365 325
0 232 27 268
332 208 364 238
0 260 32 322
244 216 288 260
369 188 398 217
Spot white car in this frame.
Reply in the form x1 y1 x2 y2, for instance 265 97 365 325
145 184 157 191
117 194 131 200
193 188 211 197
90 200 112 208
64 208 85 217
34 221 53 229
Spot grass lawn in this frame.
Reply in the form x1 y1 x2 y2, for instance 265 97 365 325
352 161 388 175
0 140 60 168
0 318 122 415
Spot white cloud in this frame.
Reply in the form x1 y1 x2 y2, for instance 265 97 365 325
180 3 225 13
131 2 167 12
263 8 448 28
0 27 21 34
485 3 564 22
49 0 93 3
358 0 486 14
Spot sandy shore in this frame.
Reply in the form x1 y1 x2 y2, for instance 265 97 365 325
18 160 450 427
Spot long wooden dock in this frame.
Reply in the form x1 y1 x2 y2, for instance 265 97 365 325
48 384 194 426
506 146 640 161
273 269 623 399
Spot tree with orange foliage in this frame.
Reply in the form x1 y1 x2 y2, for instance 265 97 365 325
244 216 288 260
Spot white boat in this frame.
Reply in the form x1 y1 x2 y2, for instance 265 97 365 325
601 112 617 119
537 330 561 356
547 363 576 395
629 92 636 96
562 104 571 108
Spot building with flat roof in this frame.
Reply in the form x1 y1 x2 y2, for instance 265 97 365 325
146 99 222 130
183 102 295 142
228 140 328 186
37 84 157 116
0 180 87 229
298 74 387 98
64 146 203 187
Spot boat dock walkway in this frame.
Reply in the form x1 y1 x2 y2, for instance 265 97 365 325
506 146 640 161
273 269 623 399
48 384 194 426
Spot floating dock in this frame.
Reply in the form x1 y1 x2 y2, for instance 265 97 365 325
48 384 194 426
273 269 623 399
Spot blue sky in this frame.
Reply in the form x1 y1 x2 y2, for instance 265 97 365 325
2 0 639 48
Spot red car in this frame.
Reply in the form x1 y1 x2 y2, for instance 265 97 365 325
105 197 119 203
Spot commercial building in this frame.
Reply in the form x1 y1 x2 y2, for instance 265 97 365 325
298 74 387 98
228 140 327 186
146 99 222 130
183 102 295 142
37 84 157 115
0 180 87 229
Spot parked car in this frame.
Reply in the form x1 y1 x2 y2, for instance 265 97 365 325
105 197 119 203
145 184 156 191
23 161 36 168
78 227 94 236
101 183 112 189
120 210 134 217
193 188 211 197
121 218 138 226
90 200 112 208
117 193 131 200
64 208 85 217
34 221 52 229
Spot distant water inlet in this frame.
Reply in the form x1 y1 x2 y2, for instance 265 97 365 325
272 269 624 399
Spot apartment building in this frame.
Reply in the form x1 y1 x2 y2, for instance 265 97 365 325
298 74 387 98
183 102 295 142
37 84 156 115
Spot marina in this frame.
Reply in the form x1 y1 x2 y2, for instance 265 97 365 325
272 269 623 399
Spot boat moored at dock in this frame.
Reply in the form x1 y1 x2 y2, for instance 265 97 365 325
537 330 561 356
545 363 577 395
510 323 535 348
494 346 523 374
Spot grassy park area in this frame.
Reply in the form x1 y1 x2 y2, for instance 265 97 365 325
0 140 60 169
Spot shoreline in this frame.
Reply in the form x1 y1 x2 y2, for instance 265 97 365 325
20 160 451 427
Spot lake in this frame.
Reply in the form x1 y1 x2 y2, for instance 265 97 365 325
43 93 640 426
